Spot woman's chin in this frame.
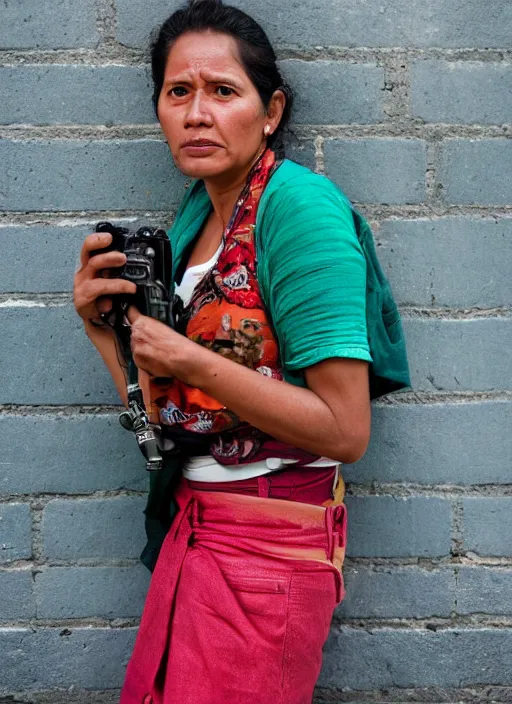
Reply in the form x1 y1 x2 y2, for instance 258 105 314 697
176 154 229 180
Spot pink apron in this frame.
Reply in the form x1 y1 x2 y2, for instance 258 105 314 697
120 477 347 704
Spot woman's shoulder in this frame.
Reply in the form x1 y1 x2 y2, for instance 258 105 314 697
258 158 355 240
261 158 353 219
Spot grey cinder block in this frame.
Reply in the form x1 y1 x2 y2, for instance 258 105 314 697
0 571 36 619
456 567 512 615
0 504 32 564
0 0 99 50
0 627 137 691
411 61 512 125
0 414 146 495
0 305 121 405
440 140 512 205
0 66 156 126
377 217 512 308
343 496 451 558
338 566 454 618
280 60 385 124
319 627 512 689
42 497 147 560
463 499 512 557
324 139 427 204
344 400 512 487
36 565 150 619
403 317 512 392
0 140 185 212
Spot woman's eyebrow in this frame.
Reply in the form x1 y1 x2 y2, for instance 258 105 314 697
163 71 245 90
163 73 194 86
200 71 245 90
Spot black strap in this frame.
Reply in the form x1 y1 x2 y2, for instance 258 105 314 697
100 305 176 472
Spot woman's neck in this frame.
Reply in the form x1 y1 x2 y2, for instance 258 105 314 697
203 148 265 228
204 178 246 230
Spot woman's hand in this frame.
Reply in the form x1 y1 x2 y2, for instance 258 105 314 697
127 306 206 382
73 232 137 324
127 309 370 463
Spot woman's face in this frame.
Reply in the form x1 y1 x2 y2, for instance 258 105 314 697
157 31 271 183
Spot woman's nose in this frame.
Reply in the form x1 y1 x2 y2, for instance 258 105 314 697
184 91 213 128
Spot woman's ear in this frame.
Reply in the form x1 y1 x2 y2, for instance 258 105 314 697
266 89 286 135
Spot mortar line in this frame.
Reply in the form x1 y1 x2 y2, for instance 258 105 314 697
450 498 465 558
314 134 325 174
94 0 117 45
1 616 512 630
2 205 512 226
344 484 512 498
331 618 512 629
425 140 444 213
5 555 512 570
0 690 123 704
344 556 512 568
380 50 410 121
0 557 143 569
1 294 511 319
3 484 512 502
313 684 512 703
30 503 43 568
1 390 511 414
0 489 147 504
1 47 512 65
0 618 141 628
2 615 512 630
0 211 177 226
276 46 512 62
1 124 510 140
297 125 512 139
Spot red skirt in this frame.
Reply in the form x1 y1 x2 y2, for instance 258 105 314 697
120 469 347 704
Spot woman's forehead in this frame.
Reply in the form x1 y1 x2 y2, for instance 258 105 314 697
165 31 245 78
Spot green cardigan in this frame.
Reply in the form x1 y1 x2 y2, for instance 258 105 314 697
140 158 411 571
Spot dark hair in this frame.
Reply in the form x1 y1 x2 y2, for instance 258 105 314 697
150 0 293 157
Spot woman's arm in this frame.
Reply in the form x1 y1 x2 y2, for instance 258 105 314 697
187 345 371 464
84 322 158 421
127 309 371 464
73 231 139 408
83 321 129 407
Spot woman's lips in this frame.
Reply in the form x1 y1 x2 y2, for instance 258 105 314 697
181 141 222 156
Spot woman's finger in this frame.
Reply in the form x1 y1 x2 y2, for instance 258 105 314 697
79 232 113 269
97 296 113 314
88 250 127 273
84 277 137 302
126 306 142 325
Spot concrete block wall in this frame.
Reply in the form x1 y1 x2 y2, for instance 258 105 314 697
0 0 510 701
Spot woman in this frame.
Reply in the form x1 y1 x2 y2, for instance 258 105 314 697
73 1 408 702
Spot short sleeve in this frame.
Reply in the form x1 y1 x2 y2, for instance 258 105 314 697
262 172 372 372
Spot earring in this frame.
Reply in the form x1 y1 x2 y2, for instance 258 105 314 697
264 125 271 136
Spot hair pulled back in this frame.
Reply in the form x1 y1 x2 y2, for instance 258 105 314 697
150 0 293 156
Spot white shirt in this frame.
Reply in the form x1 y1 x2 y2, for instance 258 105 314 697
174 241 223 307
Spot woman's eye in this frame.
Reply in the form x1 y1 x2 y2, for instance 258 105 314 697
169 86 188 98
216 86 234 97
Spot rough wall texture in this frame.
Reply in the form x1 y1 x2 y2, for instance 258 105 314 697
0 1 511 702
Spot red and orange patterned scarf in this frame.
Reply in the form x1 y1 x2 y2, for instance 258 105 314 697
149 148 318 466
